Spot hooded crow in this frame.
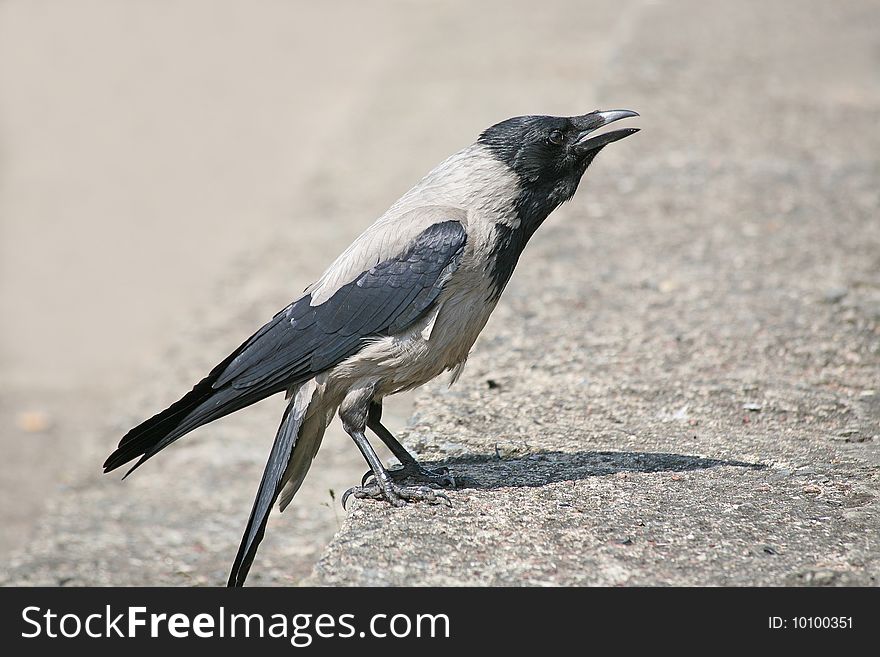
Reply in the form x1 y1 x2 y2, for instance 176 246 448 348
103 109 639 586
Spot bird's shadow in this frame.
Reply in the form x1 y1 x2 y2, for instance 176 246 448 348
415 450 765 491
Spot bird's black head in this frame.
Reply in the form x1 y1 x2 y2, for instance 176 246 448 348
478 109 639 233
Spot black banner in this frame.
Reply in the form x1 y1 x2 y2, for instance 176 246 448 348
1 587 874 651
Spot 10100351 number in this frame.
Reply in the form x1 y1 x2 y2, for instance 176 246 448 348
791 617 852 630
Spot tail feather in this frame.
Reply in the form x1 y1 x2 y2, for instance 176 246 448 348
227 403 299 587
227 382 335 587
103 349 283 477
227 382 326 587
104 300 321 477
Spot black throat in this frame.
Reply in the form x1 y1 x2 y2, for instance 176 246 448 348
478 118 602 301
486 169 590 301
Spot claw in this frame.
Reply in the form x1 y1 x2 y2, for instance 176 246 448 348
342 482 384 509
361 469 375 486
341 487 355 510
341 481 452 509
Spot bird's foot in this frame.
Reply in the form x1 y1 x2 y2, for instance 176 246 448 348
361 462 456 488
342 480 451 509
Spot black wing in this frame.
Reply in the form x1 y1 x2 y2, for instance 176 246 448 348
214 219 467 390
103 220 467 476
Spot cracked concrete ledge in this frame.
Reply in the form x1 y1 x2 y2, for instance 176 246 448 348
308 0 880 586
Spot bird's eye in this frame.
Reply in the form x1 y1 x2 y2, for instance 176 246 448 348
548 129 565 146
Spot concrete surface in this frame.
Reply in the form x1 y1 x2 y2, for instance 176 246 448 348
311 0 880 586
3 0 879 586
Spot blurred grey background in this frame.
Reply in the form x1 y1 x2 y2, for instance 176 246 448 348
1 0 878 585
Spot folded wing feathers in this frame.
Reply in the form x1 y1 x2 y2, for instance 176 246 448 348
217 218 467 395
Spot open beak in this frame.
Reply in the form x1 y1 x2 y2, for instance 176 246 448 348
573 109 640 154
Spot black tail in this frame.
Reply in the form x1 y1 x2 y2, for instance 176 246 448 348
227 401 301 587
103 351 278 477
104 300 329 477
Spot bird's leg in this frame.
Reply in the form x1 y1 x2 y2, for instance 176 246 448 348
363 401 455 488
340 398 450 509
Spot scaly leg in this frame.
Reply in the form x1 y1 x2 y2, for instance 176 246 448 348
340 400 450 509
362 400 455 487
